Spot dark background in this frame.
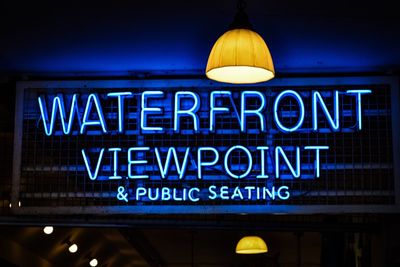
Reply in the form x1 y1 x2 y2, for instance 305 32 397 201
0 1 400 266
1 0 400 75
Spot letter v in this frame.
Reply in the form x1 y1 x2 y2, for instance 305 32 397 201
81 148 105 180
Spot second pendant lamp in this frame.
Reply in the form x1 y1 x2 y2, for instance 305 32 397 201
206 0 275 84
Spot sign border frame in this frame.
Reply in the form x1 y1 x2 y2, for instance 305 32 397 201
11 76 400 215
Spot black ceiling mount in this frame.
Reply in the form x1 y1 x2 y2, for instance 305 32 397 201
229 0 253 30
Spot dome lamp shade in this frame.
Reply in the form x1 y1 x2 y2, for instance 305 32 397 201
206 1 275 84
235 236 268 254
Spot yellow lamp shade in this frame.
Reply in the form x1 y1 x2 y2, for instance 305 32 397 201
206 28 274 84
235 236 268 254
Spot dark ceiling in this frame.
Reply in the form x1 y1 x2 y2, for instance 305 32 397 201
0 226 323 267
0 0 400 76
0 227 149 267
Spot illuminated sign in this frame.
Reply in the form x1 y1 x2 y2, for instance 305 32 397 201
12 77 400 214
37 89 371 135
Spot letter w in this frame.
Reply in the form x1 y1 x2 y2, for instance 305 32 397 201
155 147 190 179
38 94 79 135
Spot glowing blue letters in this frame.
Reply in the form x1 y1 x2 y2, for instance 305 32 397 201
36 88 372 204
81 146 330 182
128 147 150 179
189 188 200 202
256 146 269 179
107 92 132 133
208 185 290 200
108 147 122 179
174 91 200 132
224 145 253 179
275 146 301 178
38 94 79 135
38 89 371 134
80 94 107 134
197 147 219 179
304 146 329 178
134 187 200 202
81 148 105 180
240 91 266 132
210 91 231 132
273 90 305 132
155 147 190 179
141 91 164 132
346 89 372 130
128 185 292 202
312 91 339 131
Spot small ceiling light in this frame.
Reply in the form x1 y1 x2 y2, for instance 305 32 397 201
206 0 274 84
89 258 98 267
68 243 78 253
43 226 54 235
236 236 268 254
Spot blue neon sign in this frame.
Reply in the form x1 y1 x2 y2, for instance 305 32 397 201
36 88 372 204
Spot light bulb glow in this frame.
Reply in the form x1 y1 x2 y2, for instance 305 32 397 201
206 66 274 84
89 258 98 267
68 244 78 253
43 226 53 235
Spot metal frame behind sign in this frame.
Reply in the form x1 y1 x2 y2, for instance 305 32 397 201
11 76 400 215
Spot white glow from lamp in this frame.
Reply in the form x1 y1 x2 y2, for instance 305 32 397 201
9 201 22 208
89 258 98 267
43 226 54 235
206 66 274 84
69 243 78 253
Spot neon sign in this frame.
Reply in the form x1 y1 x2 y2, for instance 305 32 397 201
38 89 371 135
36 89 372 203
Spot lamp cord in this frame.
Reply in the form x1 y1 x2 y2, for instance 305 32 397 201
237 0 247 11
230 0 253 30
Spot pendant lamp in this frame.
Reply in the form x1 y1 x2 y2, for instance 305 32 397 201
236 235 268 254
206 0 275 84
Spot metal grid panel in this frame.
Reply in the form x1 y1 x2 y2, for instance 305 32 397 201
13 78 398 213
